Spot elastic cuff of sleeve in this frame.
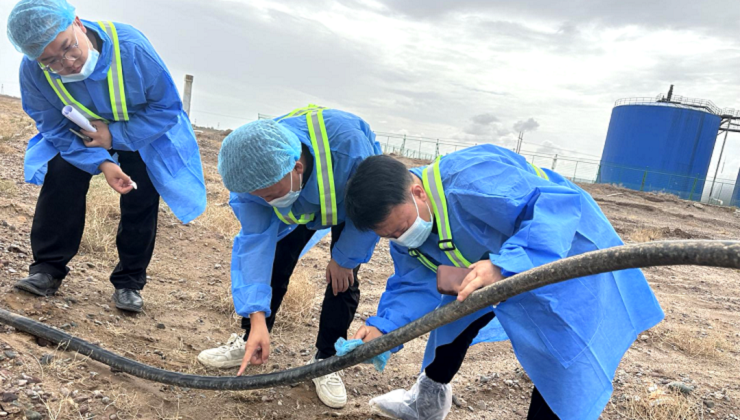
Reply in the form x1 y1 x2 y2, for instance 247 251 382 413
331 249 360 269
489 248 534 277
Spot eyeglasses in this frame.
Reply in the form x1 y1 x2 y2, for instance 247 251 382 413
39 26 84 73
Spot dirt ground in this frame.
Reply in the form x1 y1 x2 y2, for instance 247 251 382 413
1 94 739 420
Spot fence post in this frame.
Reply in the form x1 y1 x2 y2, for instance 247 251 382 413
182 74 194 116
595 164 602 183
386 136 390 148
640 170 648 191
400 134 407 156
573 161 579 181
418 140 422 157
435 139 440 158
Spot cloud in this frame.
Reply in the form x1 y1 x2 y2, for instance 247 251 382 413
470 113 499 125
534 140 562 155
513 118 540 133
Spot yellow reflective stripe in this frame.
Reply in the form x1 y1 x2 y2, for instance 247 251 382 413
318 109 337 222
44 73 106 121
529 162 549 180
274 209 291 224
273 208 315 225
307 109 337 226
295 213 315 224
409 250 438 273
109 22 128 119
278 104 326 121
97 21 128 121
97 21 117 119
422 157 471 268
43 72 69 106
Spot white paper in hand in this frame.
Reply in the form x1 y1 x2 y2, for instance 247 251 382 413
62 105 97 132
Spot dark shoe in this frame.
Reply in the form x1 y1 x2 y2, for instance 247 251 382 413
112 289 143 313
14 273 63 296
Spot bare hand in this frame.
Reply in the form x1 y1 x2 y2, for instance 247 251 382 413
351 325 383 343
238 312 270 376
99 162 134 195
326 258 353 296
82 120 112 150
457 261 504 302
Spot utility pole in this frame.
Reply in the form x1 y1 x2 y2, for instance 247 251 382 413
515 131 524 154
182 74 194 117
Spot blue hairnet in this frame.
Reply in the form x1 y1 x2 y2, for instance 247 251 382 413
218 119 302 193
7 0 76 59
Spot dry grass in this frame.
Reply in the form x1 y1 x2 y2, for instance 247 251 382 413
199 201 239 237
654 323 732 359
197 182 239 237
618 386 702 420
273 269 316 332
80 174 120 260
629 227 666 243
41 396 79 420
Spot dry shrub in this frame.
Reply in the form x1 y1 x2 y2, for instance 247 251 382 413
273 269 315 332
619 386 701 420
0 179 16 196
108 386 141 420
654 323 732 359
629 227 665 243
80 174 120 260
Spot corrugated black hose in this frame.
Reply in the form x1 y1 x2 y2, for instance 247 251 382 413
0 240 738 390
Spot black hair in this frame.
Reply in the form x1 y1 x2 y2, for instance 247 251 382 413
345 155 413 231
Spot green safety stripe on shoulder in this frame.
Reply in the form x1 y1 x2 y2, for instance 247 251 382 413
97 21 128 121
278 104 326 122
307 109 337 226
421 157 472 268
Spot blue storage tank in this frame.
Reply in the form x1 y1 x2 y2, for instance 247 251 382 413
598 103 721 199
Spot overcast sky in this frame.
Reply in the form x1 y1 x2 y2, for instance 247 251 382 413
1 0 739 180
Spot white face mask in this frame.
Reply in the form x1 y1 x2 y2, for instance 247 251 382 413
60 27 99 83
391 195 433 249
268 172 301 208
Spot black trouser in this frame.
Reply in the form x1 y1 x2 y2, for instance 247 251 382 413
29 152 160 290
241 223 361 359
425 312 559 420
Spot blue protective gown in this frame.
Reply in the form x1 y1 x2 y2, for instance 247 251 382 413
366 144 664 420
229 110 382 318
19 20 206 223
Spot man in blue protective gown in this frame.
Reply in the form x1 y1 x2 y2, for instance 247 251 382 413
344 145 665 420
6 0 207 312
205 106 381 408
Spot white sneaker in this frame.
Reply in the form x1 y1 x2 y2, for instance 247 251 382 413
197 333 246 368
308 356 347 408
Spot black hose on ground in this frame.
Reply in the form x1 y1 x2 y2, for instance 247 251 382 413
0 240 738 390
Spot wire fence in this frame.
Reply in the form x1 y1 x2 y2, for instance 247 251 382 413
376 132 738 207
257 113 739 208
